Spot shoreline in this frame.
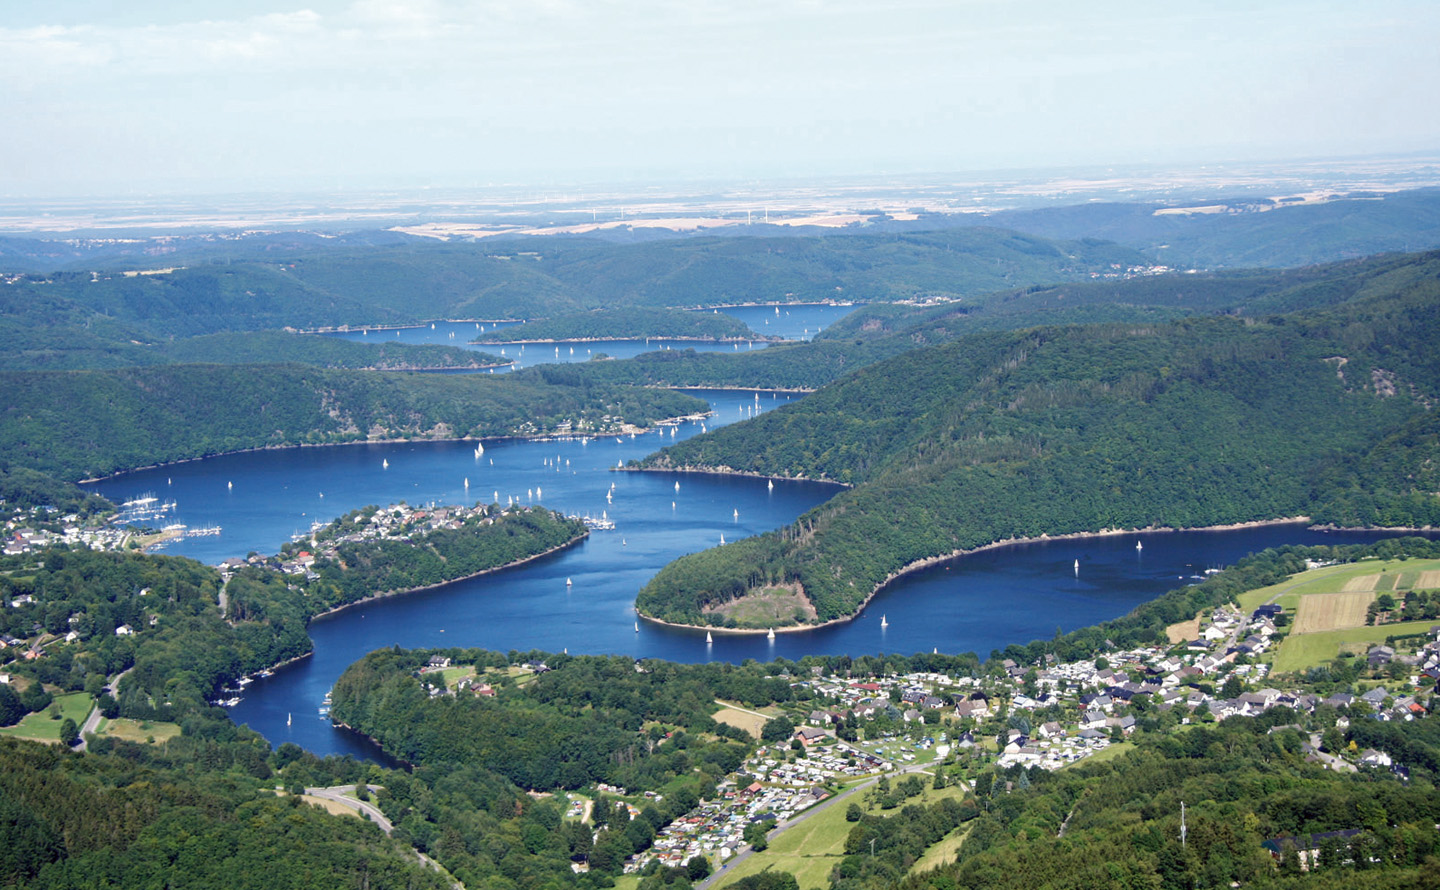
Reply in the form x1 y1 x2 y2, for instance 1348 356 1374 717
307 531 589 624
620 463 847 486
77 412 712 484
638 516 1321 635
471 335 783 346
224 529 588 690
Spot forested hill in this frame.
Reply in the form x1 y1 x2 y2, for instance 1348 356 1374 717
0 364 705 481
633 251 1440 628
473 306 765 342
564 250 1440 394
2 228 1145 338
959 186 1440 269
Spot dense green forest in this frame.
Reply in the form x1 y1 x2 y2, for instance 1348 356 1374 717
331 647 796 790
0 363 705 481
635 251 1440 626
0 737 451 890
0 325 507 372
0 507 586 722
474 307 765 342
0 228 1145 347
229 505 586 624
561 251 1439 394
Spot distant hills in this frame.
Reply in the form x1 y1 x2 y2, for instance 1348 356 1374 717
633 250 1440 628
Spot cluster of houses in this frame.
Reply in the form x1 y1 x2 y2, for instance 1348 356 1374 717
627 745 853 874
3 510 134 556
781 600 1433 775
219 501 500 580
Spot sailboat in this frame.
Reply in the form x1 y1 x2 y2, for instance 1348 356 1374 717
475 442 484 456
880 615 889 628
635 621 640 632
767 627 775 640
1136 541 1143 551
227 481 233 491
767 480 774 491
566 577 572 587
287 713 292 727
733 508 739 519
382 459 389 469
706 631 713 644
464 478 469 490
1074 559 1079 572
719 534 726 545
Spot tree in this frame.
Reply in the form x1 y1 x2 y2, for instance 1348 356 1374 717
685 855 711 880
761 715 795 743
1220 675 1244 699
0 685 24 727
744 819 775 851
59 717 79 747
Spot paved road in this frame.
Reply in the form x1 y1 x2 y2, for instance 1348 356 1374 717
77 666 132 752
306 784 394 832
305 785 461 888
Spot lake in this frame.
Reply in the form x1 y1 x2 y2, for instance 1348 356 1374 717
317 303 857 370
82 307 1440 760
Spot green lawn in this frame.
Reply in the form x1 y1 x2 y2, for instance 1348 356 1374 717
715 783 968 890
0 691 93 742
1069 741 1134 767
911 826 971 875
1273 619 1438 672
95 717 182 744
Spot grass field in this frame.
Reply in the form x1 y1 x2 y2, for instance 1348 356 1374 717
1165 613 1202 643
716 783 968 889
911 826 971 875
0 692 93 742
1293 592 1374 634
712 703 772 738
1273 619 1438 672
1235 558 1440 614
94 717 182 744
1068 741 1134 768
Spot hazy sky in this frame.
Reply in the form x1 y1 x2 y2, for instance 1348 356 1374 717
4 0 1438 196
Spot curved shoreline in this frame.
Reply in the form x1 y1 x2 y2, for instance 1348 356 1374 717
620 464 848 486
471 335 782 346
307 532 589 624
77 412 711 484
638 516 1325 635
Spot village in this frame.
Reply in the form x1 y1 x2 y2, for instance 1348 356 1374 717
600 591 1440 876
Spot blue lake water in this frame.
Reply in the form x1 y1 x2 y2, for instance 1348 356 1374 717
82 311 1440 760
317 303 858 370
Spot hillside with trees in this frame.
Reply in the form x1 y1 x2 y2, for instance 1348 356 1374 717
0 363 705 481
474 307 765 342
634 251 1440 627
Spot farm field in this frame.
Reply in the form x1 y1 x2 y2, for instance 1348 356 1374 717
1292 592 1374 635
712 701 776 738
1235 557 1440 614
